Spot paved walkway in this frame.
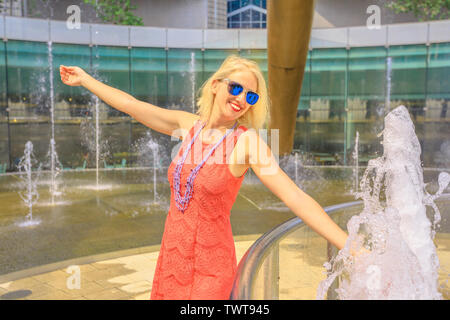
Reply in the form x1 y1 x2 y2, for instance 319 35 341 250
0 235 260 300
1 233 449 300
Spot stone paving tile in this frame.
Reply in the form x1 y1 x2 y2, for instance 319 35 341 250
31 270 70 287
90 261 114 270
24 283 66 300
0 289 33 300
280 286 317 300
0 287 8 296
143 252 160 262
83 287 132 300
235 241 255 261
133 291 151 300
92 278 124 290
28 288 74 300
102 254 154 266
89 270 155 290
93 255 156 289
119 280 152 295
94 257 156 278
54 279 106 297
75 264 98 274
0 277 42 291
82 265 134 282
109 271 155 286
1 281 62 300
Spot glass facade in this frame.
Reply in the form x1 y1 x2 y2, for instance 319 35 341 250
0 40 449 173
0 0 23 16
227 0 267 29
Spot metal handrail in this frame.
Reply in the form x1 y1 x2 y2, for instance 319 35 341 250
230 193 450 300
229 200 363 300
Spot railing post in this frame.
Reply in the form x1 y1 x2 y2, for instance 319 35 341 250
262 242 279 299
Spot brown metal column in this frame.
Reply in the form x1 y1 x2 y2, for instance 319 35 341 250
267 0 315 155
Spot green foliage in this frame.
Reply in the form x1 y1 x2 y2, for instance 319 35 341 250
385 0 450 21
22 0 50 18
83 0 144 26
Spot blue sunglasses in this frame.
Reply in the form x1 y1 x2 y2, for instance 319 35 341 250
222 78 259 105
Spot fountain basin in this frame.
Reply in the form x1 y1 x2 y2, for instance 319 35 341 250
1 166 447 280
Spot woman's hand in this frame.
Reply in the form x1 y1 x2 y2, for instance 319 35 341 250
59 65 88 87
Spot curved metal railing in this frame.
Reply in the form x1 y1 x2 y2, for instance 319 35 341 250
229 200 364 300
230 193 450 300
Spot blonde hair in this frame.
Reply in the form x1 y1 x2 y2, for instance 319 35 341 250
196 55 269 130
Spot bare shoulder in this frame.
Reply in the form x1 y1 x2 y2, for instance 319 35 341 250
237 128 264 148
172 111 200 140
233 128 261 164
236 128 274 163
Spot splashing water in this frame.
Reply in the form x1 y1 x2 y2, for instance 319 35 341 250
17 141 42 227
352 131 359 195
132 131 166 206
43 138 63 201
385 57 392 115
189 51 196 113
317 105 450 300
47 41 63 205
148 138 161 204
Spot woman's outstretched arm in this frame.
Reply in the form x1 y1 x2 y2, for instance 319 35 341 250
59 65 190 138
241 130 348 250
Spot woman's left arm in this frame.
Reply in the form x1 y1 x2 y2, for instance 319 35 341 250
243 130 349 250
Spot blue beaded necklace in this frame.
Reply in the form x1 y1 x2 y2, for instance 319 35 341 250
173 120 238 213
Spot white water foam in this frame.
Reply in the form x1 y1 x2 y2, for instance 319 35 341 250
317 105 449 300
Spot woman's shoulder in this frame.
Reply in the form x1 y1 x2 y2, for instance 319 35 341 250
230 127 271 169
175 112 201 140
233 127 257 155
235 127 271 152
179 112 201 130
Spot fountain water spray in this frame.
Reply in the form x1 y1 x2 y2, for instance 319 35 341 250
44 138 63 198
317 105 450 300
45 41 63 204
85 45 105 190
95 95 100 187
189 52 196 113
92 46 101 189
352 131 359 195
153 74 158 104
385 56 392 115
278 152 326 192
149 139 161 204
132 131 164 206
17 141 42 227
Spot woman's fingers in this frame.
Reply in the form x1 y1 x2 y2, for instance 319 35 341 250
59 65 83 86
60 66 72 81
60 65 74 75
60 66 69 78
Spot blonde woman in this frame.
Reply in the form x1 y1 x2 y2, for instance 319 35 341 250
60 55 350 300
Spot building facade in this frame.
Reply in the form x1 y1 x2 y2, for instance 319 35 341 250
227 0 267 29
1 0 427 29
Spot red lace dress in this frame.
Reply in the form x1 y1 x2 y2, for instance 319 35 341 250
150 119 249 300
